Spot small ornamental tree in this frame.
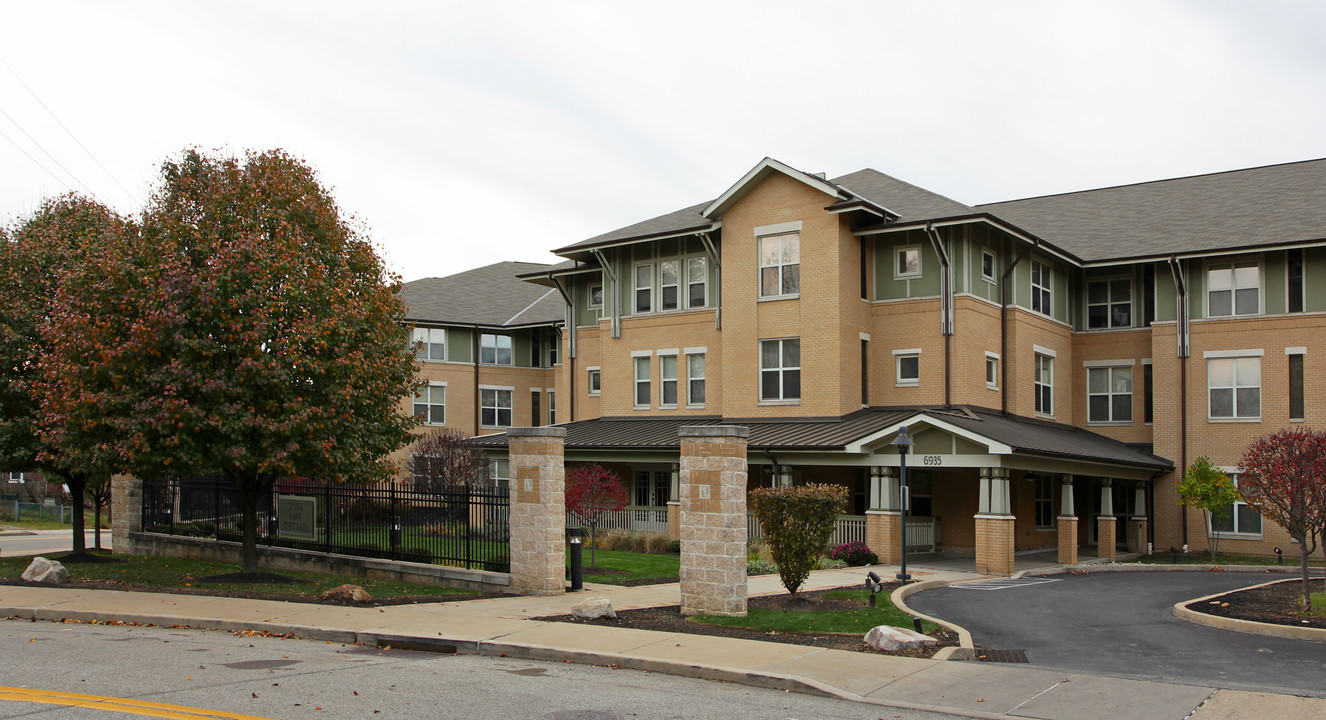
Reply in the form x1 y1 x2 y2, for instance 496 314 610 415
749 483 848 599
1238 428 1326 606
1177 456 1241 561
565 463 627 568
406 429 489 492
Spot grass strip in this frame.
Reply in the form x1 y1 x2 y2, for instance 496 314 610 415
691 590 933 634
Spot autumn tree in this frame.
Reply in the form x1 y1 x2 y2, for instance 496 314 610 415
750 483 848 599
1238 428 1326 606
1 195 128 556
39 149 420 575
1176 456 1241 561
406 428 489 492
565 464 627 568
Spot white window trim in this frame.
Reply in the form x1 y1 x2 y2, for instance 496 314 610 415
587 283 603 310
685 351 706 409
981 248 997 284
1204 258 1263 319
658 352 679 409
1204 348 1265 359
686 256 708 309
633 263 654 315
546 387 556 424
985 351 1000 389
894 244 923 280
758 232 801 300
1086 366 1134 426
633 355 651 409
1082 358 1138 368
413 381 447 426
478 385 514 429
1086 276 1134 330
479 333 513 366
586 366 601 396
759 337 801 403
893 348 921 387
1035 353 1054 417
1031 259 1053 317
753 220 802 237
1209 468 1263 539
1285 347 1307 355
658 259 681 312
1033 344 1058 358
1206 356 1262 422
413 327 447 362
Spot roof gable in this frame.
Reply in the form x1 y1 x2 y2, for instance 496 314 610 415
702 157 850 219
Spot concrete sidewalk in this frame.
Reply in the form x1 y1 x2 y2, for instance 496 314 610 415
1 566 1319 720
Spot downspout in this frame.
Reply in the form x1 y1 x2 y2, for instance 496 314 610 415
472 330 480 436
1168 255 1190 548
925 224 954 408
591 248 620 339
699 231 722 330
1000 245 1030 416
549 273 575 423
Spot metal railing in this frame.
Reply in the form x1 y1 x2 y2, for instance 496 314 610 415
141 476 510 572
744 514 940 552
566 505 669 534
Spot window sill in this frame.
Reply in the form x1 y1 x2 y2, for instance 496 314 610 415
1211 532 1263 540
1291 418 1305 423
659 404 677 410
1087 421 1133 427
759 399 801 406
758 294 800 303
1035 412 1056 420
1207 417 1261 423
587 392 601 398
632 405 651 411
480 425 511 430
894 273 922 281
895 381 919 388
686 405 706 410
986 384 999 391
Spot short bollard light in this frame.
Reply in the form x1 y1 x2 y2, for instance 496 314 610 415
567 527 584 592
1275 547 1283 565
865 571 884 609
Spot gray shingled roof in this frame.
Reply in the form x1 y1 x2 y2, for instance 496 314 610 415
473 405 1171 470
555 202 712 254
976 158 1326 262
400 261 564 326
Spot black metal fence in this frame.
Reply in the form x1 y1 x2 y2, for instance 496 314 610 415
141 476 510 572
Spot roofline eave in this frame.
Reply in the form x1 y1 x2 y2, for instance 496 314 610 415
552 222 721 258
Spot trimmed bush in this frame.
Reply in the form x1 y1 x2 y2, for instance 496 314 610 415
596 528 675 554
816 557 848 570
830 541 878 566
747 558 779 576
749 483 848 598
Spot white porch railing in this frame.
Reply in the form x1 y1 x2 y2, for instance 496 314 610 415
906 517 941 552
567 505 669 534
747 514 868 547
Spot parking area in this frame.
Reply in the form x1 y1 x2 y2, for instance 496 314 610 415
906 570 1326 697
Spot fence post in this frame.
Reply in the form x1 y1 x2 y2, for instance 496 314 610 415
323 483 332 554
212 478 220 540
464 483 472 569
389 484 399 558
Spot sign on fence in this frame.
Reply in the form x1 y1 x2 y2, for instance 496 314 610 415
277 495 317 540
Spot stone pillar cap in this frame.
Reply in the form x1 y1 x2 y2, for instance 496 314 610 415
507 426 567 439
679 425 749 439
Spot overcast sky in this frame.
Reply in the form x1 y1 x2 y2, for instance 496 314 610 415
3 1 1325 281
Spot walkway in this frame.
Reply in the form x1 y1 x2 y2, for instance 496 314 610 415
3 565 1321 719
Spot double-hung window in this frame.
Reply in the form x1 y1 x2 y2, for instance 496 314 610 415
1035 353 1054 415
760 338 801 401
687 352 706 406
412 328 446 361
1211 473 1262 536
687 257 707 308
413 383 446 425
1208 355 1261 419
587 367 601 396
479 387 512 427
759 232 800 298
1087 279 1131 329
480 334 512 365
633 355 651 408
1030 260 1052 315
1087 366 1132 423
634 264 653 313
1207 261 1260 317
659 260 680 311
659 353 678 407
1289 351 1306 421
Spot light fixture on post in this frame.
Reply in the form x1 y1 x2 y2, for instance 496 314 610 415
893 425 914 582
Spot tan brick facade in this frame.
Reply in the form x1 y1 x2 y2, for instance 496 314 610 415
1057 516 1079 564
866 511 902 565
1096 516 1117 562
974 515 1015 575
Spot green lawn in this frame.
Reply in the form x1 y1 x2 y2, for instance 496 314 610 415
1131 551 1323 567
1311 593 1326 614
0 552 476 601
690 589 933 634
574 548 680 584
0 513 103 531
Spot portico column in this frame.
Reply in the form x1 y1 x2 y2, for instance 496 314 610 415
1128 482 1148 554
975 467 1014 575
1057 475 1078 565
1097 479 1117 562
679 426 748 617
865 467 902 565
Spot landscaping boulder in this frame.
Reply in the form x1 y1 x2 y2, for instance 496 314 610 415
864 624 935 651
571 596 616 619
21 557 69 585
319 584 373 605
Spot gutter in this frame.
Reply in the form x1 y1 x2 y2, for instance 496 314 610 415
1000 245 1030 416
549 273 575 422
924 223 954 408
699 231 722 330
591 248 620 339
1167 255 1190 548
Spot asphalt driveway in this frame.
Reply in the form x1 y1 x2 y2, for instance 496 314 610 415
906 570 1326 697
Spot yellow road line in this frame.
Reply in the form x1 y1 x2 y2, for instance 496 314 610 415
0 687 278 720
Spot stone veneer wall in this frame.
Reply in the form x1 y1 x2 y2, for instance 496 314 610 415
679 425 748 617
110 474 141 555
507 426 567 596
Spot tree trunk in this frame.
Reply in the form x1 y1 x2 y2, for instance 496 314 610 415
93 504 102 549
233 473 265 574
68 474 87 554
1301 544 1312 608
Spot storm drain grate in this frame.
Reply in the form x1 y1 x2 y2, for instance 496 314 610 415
977 648 1031 663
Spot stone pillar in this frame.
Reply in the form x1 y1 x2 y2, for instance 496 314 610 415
1057 475 1078 565
111 474 141 554
865 467 902 564
1128 482 1148 554
1097 479 1117 562
507 427 567 596
974 467 1014 576
679 426 748 617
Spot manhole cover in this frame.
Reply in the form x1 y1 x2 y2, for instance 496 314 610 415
543 712 620 720
977 649 1030 663
221 659 301 670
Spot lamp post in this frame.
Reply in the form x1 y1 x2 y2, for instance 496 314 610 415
893 425 914 582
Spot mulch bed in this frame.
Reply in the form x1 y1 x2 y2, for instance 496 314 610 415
1187 577 1326 629
545 584 957 658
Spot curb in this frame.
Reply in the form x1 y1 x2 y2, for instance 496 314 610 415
1172 577 1326 642
892 579 977 661
1017 562 1319 578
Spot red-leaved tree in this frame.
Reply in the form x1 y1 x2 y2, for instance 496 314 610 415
565 463 627 568
1238 428 1326 606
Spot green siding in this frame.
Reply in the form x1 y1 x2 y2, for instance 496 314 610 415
1265 250 1287 315
1154 262 1178 322
1307 247 1326 312
575 274 604 326
1187 262 1206 320
448 328 473 363
874 230 941 300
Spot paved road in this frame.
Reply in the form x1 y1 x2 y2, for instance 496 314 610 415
0 529 110 558
0 620 970 720
907 570 1326 697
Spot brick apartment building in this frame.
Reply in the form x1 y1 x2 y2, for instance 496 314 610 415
403 156 1326 574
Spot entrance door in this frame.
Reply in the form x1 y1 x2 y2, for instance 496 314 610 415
633 470 671 507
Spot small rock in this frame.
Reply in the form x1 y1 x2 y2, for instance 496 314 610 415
864 624 936 651
571 596 616 619
319 584 373 605
21 557 69 585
